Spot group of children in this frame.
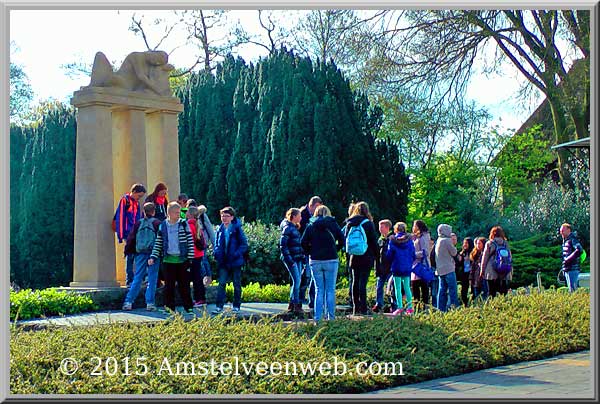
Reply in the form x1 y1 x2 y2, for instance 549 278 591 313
115 184 513 317
371 219 513 315
116 182 248 314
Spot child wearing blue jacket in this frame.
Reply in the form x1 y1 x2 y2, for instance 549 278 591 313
386 222 416 316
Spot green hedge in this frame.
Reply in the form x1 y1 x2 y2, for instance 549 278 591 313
10 288 98 321
11 289 589 394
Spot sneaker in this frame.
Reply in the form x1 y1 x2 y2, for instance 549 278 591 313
193 300 206 308
146 303 157 311
232 307 241 313
405 308 414 316
211 307 223 315
391 308 404 316
372 304 382 313
122 302 132 311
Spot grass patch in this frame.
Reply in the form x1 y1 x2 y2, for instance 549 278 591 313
10 289 589 394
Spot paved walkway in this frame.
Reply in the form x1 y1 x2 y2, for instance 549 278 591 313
369 350 594 398
14 303 295 329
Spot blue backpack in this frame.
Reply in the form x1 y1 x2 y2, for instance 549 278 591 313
346 219 369 255
492 241 512 276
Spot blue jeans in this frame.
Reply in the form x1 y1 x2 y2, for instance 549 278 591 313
124 253 159 305
201 255 213 278
284 260 302 304
376 273 393 307
437 271 459 312
216 266 242 309
481 279 489 300
431 274 439 308
126 253 135 285
299 257 315 308
566 270 580 292
311 260 338 321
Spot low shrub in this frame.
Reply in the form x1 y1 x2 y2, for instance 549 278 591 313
11 289 589 394
225 282 290 303
10 288 98 321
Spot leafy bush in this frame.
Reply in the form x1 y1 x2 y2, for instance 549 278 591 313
11 289 589 394
504 158 589 246
10 288 97 321
208 220 287 286
225 282 290 303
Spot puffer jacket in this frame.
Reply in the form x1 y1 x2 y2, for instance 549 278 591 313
214 217 249 269
279 219 305 266
387 232 416 277
301 216 345 261
435 224 457 276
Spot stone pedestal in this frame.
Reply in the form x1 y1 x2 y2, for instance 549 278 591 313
70 87 183 288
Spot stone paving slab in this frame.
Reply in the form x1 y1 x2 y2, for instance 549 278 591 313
370 350 593 398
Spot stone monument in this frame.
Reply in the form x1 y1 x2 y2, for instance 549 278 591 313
70 50 183 288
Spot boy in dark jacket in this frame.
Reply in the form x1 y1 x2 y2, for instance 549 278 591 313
212 206 249 314
373 219 395 313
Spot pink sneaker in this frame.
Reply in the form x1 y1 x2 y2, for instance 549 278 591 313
392 308 404 316
405 308 414 316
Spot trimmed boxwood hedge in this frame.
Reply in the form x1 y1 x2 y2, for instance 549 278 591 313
10 288 589 394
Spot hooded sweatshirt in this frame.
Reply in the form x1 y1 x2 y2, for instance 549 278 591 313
300 216 345 261
435 224 457 276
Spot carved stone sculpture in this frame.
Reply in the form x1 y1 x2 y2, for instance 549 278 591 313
87 50 174 96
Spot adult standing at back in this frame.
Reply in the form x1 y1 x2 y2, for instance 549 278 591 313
560 223 584 293
435 224 459 312
344 201 379 315
480 226 512 298
300 205 345 322
144 182 168 221
114 183 146 286
411 220 431 307
299 196 322 311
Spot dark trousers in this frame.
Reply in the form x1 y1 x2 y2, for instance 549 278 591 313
163 262 193 311
216 266 242 309
190 257 207 302
351 267 370 314
457 271 470 306
488 278 509 298
411 279 430 305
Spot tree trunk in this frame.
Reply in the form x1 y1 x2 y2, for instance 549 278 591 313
547 93 575 190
